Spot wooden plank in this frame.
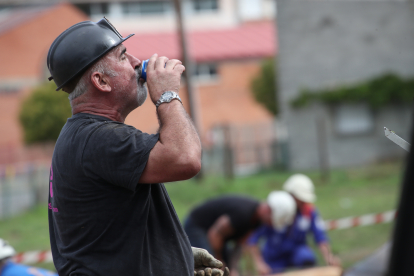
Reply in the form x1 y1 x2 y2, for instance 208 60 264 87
268 266 342 276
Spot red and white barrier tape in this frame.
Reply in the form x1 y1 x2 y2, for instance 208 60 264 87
324 210 396 231
11 210 397 264
12 250 53 264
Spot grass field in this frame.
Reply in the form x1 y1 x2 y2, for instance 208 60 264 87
0 161 405 273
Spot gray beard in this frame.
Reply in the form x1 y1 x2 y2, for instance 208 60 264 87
136 82 147 107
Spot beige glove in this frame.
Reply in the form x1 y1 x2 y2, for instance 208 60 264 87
192 247 230 276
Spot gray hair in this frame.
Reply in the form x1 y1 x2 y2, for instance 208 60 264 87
68 54 118 101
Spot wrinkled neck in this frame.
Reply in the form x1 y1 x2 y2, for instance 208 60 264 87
72 102 124 122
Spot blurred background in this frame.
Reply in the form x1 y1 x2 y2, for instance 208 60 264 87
0 0 413 275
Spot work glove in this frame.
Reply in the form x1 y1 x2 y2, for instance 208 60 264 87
192 247 230 276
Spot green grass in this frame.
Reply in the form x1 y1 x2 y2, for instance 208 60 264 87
0 204 55 271
0 205 50 251
167 161 403 271
0 161 404 273
167 161 403 221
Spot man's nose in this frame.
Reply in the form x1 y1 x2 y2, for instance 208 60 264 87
126 52 141 69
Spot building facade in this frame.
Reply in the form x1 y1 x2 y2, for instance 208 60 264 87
277 0 414 170
0 1 277 174
0 3 88 164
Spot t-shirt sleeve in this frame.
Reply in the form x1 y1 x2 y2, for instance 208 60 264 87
311 209 328 244
229 198 259 238
82 122 159 191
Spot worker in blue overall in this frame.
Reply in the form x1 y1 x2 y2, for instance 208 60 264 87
184 191 297 276
0 239 57 276
247 174 340 274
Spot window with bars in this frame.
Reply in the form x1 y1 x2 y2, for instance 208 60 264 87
334 103 374 135
192 0 218 12
122 1 172 15
89 2 109 16
193 63 218 81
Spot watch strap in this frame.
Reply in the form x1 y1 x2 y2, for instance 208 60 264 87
156 91 182 107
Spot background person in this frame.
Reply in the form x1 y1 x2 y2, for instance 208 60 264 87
47 18 227 276
247 174 340 274
184 191 296 276
0 239 57 276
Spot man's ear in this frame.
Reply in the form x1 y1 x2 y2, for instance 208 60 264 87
90 72 111 92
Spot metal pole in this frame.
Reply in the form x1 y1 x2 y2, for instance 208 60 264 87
223 124 234 179
172 0 200 132
273 0 279 115
316 116 330 182
173 0 203 180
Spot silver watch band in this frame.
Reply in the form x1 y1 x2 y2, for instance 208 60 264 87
155 91 182 108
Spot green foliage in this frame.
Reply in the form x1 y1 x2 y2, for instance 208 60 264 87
291 73 414 109
19 82 72 144
251 58 278 115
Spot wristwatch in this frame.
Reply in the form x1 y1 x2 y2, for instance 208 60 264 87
156 91 182 108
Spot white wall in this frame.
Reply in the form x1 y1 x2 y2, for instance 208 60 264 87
87 0 276 33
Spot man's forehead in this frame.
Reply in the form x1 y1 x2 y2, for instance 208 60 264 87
117 44 126 53
105 44 125 59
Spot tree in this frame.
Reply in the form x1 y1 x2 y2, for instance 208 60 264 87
251 58 278 115
19 82 72 144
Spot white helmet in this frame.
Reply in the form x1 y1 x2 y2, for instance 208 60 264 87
267 191 296 230
283 174 316 203
0 239 15 260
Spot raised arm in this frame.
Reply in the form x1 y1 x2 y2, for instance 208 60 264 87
139 54 202 184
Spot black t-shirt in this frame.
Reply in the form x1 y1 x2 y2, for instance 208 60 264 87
48 113 193 276
188 195 260 241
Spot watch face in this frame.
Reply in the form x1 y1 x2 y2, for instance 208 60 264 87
163 91 174 101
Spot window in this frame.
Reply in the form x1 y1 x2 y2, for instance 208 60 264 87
193 63 218 81
90 2 109 16
122 1 171 16
75 4 90 16
334 103 374 135
192 0 218 12
0 86 19 94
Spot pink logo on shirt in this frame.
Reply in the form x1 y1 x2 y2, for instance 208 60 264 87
48 165 58 212
48 203 58 212
50 165 54 198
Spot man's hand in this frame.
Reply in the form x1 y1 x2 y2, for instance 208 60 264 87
325 253 341 267
256 262 271 275
192 247 230 276
145 53 185 105
319 242 341 267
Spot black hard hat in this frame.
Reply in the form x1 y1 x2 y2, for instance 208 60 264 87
47 17 134 91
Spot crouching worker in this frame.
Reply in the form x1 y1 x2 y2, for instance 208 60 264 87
247 174 340 274
184 192 296 276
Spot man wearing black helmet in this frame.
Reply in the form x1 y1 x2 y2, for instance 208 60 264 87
47 18 228 276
